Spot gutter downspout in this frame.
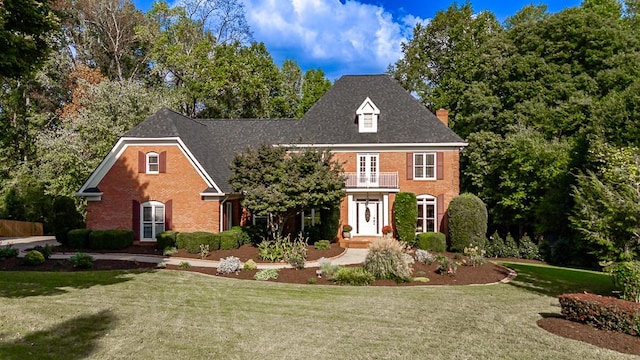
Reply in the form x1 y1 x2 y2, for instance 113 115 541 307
219 195 229 232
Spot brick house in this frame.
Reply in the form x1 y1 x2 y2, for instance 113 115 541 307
77 75 466 246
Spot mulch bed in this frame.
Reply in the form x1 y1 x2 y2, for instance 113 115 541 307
6 245 639 355
537 316 640 356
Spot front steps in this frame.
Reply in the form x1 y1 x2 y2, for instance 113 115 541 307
339 237 377 249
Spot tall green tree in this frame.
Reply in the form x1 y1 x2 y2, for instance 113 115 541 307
0 0 59 79
298 69 331 117
229 145 345 233
571 142 640 261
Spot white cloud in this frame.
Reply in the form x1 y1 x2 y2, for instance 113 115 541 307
242 0 428 80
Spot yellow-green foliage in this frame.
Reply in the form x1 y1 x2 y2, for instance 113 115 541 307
364 237 413 282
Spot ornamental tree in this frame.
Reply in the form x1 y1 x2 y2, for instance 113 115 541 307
229 145 345 234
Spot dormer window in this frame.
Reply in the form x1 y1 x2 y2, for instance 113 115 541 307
356 97 380 133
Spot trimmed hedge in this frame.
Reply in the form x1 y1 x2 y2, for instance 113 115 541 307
176 232 220 253
447 193 487 252
220 227 246 250
88 230 134 250
68 229 91 249
559 293 640 336
416 232 446 252
156 231 178 250
393 192 418 245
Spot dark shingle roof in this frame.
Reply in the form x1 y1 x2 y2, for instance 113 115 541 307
123 75 465 193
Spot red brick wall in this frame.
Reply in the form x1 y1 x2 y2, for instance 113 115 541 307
333 150 461 233
86 145 220 235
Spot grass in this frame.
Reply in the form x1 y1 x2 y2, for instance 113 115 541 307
0 269 634 359
499 261 618 297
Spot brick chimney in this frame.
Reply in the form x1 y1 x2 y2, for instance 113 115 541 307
436 109 449 127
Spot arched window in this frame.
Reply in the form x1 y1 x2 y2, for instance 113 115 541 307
146 152 159 174
416 195 437 233
141 201 164 240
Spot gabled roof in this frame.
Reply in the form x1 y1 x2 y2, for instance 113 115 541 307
82 74 466 195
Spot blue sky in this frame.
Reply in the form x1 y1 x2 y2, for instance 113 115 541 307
133 0 583 80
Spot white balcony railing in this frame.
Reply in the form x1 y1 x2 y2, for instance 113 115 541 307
344 172 399 188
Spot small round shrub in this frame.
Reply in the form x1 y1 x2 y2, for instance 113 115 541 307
416 232 446 252
331 267 375 286
518 235 540 260
447 193 487 253
314 240 331 250
69 252 94 269
24 250 45 266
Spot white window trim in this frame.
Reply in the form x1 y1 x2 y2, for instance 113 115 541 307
416 195 437 233
357 153 379 186
414 152 436 180
146 152 159 174
141 201 165 241
356 97 380 133
301 209 321 232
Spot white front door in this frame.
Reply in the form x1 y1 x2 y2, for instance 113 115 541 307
357 153 379 187
356 199 380 236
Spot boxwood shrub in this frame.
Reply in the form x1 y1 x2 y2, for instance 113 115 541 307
176 232 220 253
559 293 640 336
24 250 45 265
416 232 446 252
393 192 418 245
68 229 91 249
447 193 487 252
88 230 134 250
156 231 178 250
219 227 246 250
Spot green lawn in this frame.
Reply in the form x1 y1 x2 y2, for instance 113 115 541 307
0 268 633 359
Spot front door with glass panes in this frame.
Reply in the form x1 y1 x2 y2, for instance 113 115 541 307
356 199 380 235
141 201 165 241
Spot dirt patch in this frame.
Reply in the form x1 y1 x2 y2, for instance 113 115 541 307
0 257 157 271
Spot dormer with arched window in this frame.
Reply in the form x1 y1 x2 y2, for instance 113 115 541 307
356 97 380 133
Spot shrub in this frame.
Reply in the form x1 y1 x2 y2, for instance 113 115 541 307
463 244 486 267
559 293 640 336
304 225 323 243
88 230 134 250
314 240 331 250
230 226 251 245
0 245 19 259
321 205 340 241
156 231 178 250
538 238 553 263
199 244 210 259
254 268 279 280
179 261 191 269
485 231 506 258
606 261 640 302
243 259 257 270
363 237 413 282
319 258 343 279
415 249 436 265
31 244 53 259
24 250 45 265
331 267 375 286
68 229 91 249
393 192 418 245
435 255 457 276
416 232 446 252
518 235 540 260
163 247 178 256
176 232 219 253
69 252 94 269
503 233 520 258
219 228 245 250
342 224 353 232
52 196 84 246
307 277 318 284
448 193 487 252
284 233 308 269
241 225 268 245
217 256 241 274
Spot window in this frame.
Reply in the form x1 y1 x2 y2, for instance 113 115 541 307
356 97 380 133
146 152 159 174
302 209 321 231
252 214 269 228
417 195 437 233
414 153 436 180
141 201 165 240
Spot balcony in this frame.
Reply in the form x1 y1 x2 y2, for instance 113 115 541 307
344 172 399 189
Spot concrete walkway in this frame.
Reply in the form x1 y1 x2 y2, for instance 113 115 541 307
1 236 368 269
